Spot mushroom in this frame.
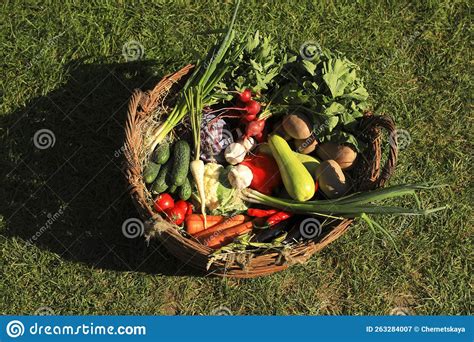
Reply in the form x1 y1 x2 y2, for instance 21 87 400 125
282 113 312 139
316 142 357 170
315 160 349 199
294 134 318 154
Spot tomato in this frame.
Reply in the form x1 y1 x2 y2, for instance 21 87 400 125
185 202 193 216
154 193 174 212
166 200 188 225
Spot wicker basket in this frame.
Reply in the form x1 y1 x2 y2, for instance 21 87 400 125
124 65 398 278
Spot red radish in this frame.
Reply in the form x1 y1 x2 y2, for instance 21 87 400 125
239 89 252 103
245 100 261 116
243 113 256 122
245 119 266 139
154 193 174 212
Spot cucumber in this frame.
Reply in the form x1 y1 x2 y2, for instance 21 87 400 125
151 160 171 194
153 141 170 165
169 184 178 194
178 176 192 200
170 140 191 187
143 162 161 184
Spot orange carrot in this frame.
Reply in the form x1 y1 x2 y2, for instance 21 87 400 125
193 215 249 238
185 215 226 235
202 221 255 249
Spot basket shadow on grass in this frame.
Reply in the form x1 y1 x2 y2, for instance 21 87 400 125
0 60 204 277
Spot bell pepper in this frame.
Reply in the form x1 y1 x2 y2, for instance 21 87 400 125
240 153 282 195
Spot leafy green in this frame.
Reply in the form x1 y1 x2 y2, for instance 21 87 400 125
270 49 370 151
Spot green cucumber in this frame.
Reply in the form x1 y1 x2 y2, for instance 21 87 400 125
151 160 172 194
170 140 191 186
143 162 161 184
169 184 178 194
178 176 192 200
153 141 170 164
268 134 315 201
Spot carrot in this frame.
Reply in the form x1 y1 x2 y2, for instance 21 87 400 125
185 215 226 235
193 215 249 239
203 220 255 249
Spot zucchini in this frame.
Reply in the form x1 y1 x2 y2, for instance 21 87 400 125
170 140 191 186
294 152 320 176
268 134 315 201
153 141 170 165
143 162 161 184
178 176 192 200
151 160 172 194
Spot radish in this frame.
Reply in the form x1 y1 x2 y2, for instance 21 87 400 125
245 119 266 139
239 89 252 103
245 100 260 116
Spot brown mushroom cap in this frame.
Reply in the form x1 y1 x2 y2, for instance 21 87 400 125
282 114 312 139
316 142 357 170
294 134 318 154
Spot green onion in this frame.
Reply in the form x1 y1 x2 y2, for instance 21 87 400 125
242 184 447 217
148 0 242 152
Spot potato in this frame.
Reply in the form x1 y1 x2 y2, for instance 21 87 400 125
294 134 318 154
282 114 312 139
316 142 357 170
315 160 349 199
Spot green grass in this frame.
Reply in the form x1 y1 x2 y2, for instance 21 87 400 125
0 0 472 315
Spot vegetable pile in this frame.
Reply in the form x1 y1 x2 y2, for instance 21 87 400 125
141 1 445 253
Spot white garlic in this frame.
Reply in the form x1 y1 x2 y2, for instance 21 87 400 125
228 164 253 189
225 142 247 165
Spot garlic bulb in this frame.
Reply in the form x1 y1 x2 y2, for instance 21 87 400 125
228 164 253 189
225 142 247 165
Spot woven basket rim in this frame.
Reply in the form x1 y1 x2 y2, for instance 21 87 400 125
123 65 398 278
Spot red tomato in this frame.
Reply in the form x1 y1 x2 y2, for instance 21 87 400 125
185 203 193 216
166 200 188 225
154 193 174 212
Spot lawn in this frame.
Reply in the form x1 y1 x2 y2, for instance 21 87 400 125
0 0 471 315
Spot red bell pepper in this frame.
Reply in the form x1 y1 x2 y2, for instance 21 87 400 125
240 153 282 195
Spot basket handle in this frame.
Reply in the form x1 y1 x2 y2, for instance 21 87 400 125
359 114 398 188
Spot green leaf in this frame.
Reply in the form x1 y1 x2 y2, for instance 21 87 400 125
301 60 317 76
